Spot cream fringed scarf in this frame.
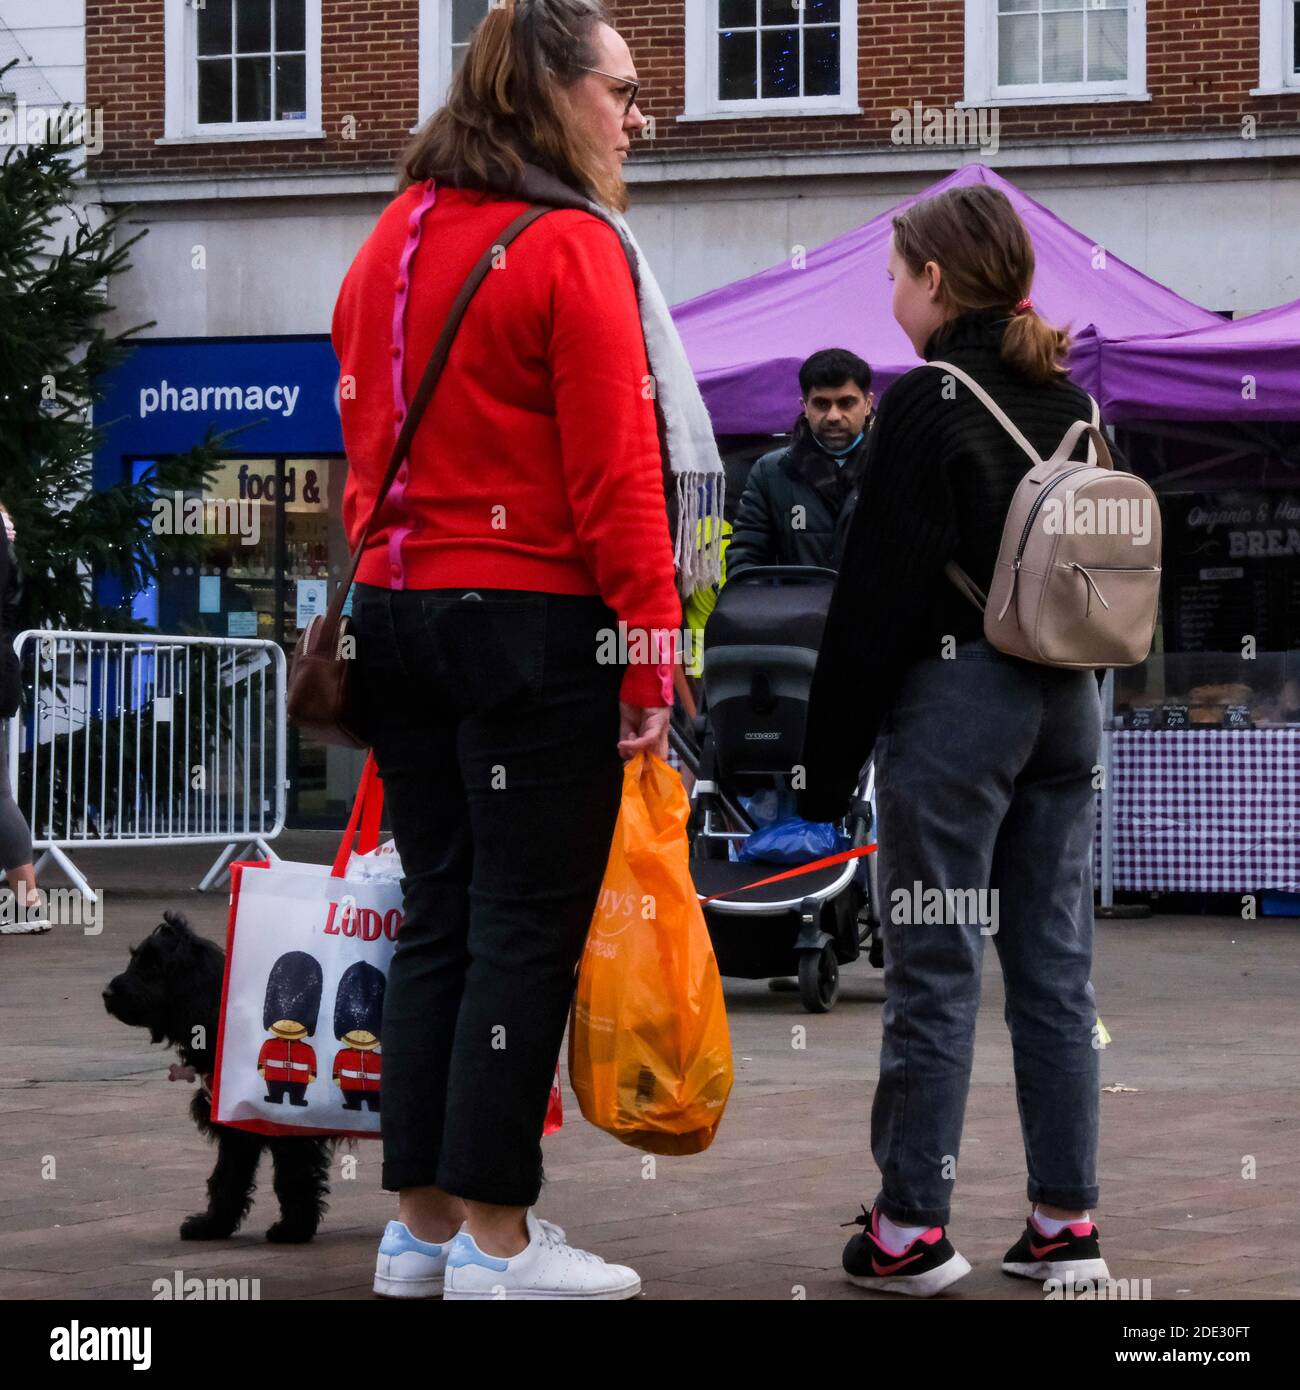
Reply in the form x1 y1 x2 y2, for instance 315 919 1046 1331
433 162 727 594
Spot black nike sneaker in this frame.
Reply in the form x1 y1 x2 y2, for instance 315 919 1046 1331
1002 1215 1110 1285
841 1205 972 1297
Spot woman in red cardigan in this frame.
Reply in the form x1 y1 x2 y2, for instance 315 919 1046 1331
333 0 690 1301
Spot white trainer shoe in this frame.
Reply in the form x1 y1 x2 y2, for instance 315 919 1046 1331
372 1220 457 1298
443 1210 641 1301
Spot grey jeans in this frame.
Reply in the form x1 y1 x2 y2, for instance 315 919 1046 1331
0 721 33 871
871 638 1101 1226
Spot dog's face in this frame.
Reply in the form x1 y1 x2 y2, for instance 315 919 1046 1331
103 912 216 1045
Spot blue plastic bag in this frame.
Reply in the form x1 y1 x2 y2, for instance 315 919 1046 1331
736 816 848 867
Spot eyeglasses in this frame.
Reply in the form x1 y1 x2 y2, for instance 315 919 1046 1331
578 66 640 117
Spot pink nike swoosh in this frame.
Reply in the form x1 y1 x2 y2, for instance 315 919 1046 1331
1029 1239 1069 1259
872 1250 924 1276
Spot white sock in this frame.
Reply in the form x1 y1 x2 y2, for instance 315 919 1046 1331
1032 1206 1089 1236
877 1212 931 1254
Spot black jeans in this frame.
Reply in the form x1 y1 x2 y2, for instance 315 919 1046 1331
350 584 624 1206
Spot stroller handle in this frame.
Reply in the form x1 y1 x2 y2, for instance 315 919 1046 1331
727 564 838 586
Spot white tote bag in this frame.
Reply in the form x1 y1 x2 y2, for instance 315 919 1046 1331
212 755 398 1139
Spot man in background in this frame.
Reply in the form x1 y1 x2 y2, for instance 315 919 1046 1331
726 348 874 574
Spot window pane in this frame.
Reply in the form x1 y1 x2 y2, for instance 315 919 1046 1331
719 29 757 99
761 0 799 22
804 0 840 21
452 43 469 73
1087 9 1127 81
1293 1 1299 74
998 13 1039 84
197 57 233 122
275 0 306 51
1042 0 1082 11
999 0 1037 12
236 54 272 120
720 0 756 26
1043 10 1084 83
275 54 306 118
452 0 488 44
761 25 800 98
236 0 272 54
804 25 840 96
198 0 233 57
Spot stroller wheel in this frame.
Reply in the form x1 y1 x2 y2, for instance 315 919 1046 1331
798 944 839 1013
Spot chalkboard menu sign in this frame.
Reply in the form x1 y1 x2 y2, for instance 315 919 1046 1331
1161 492 1300 653
1224 704 1251 729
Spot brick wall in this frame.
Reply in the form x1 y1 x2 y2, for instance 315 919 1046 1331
85 0 1300 182
86 0 420 179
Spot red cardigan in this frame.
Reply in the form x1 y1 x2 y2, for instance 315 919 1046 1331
331 180 681 707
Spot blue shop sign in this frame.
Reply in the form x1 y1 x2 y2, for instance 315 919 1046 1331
94 335 344 485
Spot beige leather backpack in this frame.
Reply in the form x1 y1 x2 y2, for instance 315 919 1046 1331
927 361 1161 669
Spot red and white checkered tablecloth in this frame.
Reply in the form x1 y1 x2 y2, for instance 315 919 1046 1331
1098 731 1300 893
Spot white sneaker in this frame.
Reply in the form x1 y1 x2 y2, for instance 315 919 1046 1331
372 1220 457 1298
443 1210 641 1301
0 916 50 934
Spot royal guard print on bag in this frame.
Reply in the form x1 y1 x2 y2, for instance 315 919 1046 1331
332 961 384 1112
257 952 323 1107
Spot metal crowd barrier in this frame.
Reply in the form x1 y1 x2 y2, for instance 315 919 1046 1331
4 630 287 904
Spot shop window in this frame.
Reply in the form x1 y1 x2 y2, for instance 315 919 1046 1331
150 456 362 824
682 0 859 120
1255 0 1300 94
162 0 324 142
964 0 1149 106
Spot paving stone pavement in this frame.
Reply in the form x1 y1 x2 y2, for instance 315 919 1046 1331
2 836 1297 1302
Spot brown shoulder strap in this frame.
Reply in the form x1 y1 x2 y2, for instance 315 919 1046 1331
327 204 552 630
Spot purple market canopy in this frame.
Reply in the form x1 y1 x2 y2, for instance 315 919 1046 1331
1099 297 1300 423
671 163 1221 435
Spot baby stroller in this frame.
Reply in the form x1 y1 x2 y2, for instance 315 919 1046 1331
671 566 882 1013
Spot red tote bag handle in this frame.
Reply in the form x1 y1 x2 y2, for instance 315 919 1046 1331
331 752 386 878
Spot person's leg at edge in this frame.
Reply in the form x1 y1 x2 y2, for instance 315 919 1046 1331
0 723 43 925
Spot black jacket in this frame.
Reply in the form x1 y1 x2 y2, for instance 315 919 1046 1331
797 309 1100 822
726 417 870 574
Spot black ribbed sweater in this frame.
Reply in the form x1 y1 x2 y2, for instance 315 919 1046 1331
797 308 1102 822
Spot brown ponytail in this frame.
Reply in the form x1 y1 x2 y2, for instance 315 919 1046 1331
891 186 1070 385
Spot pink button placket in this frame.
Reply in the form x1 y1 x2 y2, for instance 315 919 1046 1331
384 179 437 589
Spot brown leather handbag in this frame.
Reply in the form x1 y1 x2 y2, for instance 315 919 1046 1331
288 205 551 748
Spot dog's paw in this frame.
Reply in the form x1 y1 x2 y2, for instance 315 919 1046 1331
180 1212 236 1241
265 1219 318 1244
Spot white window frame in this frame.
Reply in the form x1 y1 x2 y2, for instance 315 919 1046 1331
1254 0 1300 94
963 0 1149 108
681 0 860 122
418 0 494 126
161 0 324 143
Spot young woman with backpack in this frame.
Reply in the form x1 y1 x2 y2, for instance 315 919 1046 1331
799 185 1115 1296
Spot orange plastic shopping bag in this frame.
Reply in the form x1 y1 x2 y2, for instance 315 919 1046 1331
568 752 733 1155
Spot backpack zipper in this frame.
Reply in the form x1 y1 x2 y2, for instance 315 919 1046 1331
1012 465 1095 571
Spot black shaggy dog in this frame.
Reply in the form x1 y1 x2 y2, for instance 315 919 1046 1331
103 911 332 1243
